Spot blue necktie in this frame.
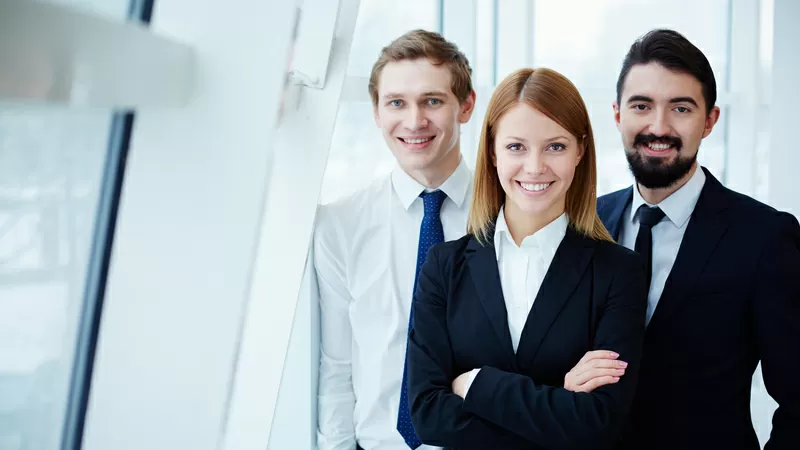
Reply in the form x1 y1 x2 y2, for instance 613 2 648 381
397 189 447 448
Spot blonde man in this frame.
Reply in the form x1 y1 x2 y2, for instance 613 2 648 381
314 30 476 450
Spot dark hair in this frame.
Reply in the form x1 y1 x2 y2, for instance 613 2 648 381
616 29 717 115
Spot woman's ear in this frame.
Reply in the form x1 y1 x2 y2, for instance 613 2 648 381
576 134 586 165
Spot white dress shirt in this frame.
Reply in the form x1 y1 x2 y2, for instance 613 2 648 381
619 166 706 325
314 158 472 450
465 208 568 392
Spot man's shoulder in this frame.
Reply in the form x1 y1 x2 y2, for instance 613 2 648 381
597 186 632 222
714 185 797 231
316 174 391 228
597 186 632 207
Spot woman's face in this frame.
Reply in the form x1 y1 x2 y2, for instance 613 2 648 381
493 103 584 221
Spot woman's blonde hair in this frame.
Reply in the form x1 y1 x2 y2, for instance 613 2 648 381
467 68 613 244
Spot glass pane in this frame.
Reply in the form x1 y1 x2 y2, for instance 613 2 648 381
0 109 115 450
0 1 134 448
346 0 440 76
530 0 731 195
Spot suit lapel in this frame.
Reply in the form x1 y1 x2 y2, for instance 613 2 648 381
600 188 633 241
466 236 516 360
648 169 733 328
515 228 596 367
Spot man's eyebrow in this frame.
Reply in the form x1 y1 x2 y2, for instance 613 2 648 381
670 96 699 107
420 91 448 97
626 94 699 108
626 95 653 103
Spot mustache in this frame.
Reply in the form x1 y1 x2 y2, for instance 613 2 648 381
633 134 682 151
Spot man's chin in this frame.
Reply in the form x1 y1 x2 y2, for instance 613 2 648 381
628 163 696 189
625 149 697 189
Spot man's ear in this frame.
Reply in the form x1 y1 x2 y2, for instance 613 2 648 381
612 101 621 131
702 106 721 139
459 90 477 123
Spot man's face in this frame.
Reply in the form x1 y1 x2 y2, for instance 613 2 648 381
374 59 474 176
614 62 720 189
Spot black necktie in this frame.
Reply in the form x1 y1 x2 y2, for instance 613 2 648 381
634 205 666 290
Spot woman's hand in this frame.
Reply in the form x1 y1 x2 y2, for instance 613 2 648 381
564 350 627 393
451 370 475 398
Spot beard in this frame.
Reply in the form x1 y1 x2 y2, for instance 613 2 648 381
625 133 696 189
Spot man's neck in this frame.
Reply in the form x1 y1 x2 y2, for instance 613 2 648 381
407 148 461 190
638 163 698 205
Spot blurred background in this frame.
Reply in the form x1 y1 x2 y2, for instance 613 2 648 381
0 0 793 449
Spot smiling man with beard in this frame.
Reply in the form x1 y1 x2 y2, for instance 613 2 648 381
594 29 800 450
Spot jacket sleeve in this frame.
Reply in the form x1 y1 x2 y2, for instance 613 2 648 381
754 212 800 450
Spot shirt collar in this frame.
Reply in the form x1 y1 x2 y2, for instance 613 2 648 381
629 165 706 228
391 156 471 210
494 206 568 260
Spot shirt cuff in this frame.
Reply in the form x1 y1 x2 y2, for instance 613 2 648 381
463 368 481 396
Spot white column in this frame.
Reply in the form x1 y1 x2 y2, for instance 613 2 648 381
82 0 303 449
768 0 800 217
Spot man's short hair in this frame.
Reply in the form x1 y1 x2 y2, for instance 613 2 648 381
368 29 473 107
616 29 717 115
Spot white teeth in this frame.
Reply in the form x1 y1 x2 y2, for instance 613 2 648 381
648 143 673 150
404 137 434 144
519 182 551 192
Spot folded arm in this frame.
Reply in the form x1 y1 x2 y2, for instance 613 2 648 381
409 245 647 449
407 246 530 449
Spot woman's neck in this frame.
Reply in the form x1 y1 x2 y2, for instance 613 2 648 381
503 202 565 246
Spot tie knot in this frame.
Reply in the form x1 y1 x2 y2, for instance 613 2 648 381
421 190 447 216
637 205 666 228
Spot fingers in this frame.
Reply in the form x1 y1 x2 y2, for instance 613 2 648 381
573 358 628 378
577 350 619 366
570 367 626 386
565 350 628 393
580 375 620 392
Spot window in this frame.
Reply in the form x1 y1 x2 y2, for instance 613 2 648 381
0 1 145 448
320 0 442 205
526 0 731 195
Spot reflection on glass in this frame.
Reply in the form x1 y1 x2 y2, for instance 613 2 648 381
0 1 131 448
0 109 113 449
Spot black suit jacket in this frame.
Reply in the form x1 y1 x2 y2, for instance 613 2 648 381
407 226 648 450
597 167 800 450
